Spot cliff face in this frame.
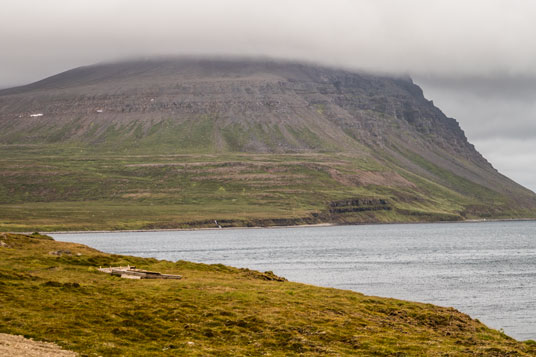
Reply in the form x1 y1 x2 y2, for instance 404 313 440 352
0 59 480 159
0 58 535 225
0 60 486 161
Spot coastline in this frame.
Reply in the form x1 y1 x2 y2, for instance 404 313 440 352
41 220 536 341
2 232 534 355
39 217 536 235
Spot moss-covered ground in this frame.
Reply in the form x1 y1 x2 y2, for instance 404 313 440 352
0 233 535 356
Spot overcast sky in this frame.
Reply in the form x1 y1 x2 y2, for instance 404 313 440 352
1 0 535 191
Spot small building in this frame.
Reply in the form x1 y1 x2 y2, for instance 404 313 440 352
98 266 182 280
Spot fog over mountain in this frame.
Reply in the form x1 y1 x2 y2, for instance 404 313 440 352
1 0 535 190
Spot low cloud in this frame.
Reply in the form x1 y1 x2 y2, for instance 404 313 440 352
2 0 536 86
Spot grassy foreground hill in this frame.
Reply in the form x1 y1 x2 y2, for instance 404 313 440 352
0 232 535 356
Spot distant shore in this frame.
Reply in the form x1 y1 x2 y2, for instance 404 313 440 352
37 217 536 235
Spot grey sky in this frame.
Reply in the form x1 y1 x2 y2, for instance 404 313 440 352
1 0 535 191
415 75 536 192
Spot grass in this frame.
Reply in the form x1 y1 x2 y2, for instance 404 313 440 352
1 232 535 356
0 145 534 231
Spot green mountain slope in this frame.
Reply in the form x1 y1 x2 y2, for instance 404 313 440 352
0 58 535 230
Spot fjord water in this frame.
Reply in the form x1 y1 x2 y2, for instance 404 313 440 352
53 221 536 340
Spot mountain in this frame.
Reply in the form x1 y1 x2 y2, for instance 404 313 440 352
0 58 535 231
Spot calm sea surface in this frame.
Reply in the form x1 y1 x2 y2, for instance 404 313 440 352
52 221 536 340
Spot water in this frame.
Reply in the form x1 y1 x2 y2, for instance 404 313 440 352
52 220 536 341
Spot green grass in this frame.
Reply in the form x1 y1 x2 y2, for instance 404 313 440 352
0 145 534 231
1 233 535 356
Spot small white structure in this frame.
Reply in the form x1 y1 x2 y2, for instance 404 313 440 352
29 113 43 117
98 266 182 280
96 109 103 113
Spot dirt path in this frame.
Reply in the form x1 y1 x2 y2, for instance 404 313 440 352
0 333 77 357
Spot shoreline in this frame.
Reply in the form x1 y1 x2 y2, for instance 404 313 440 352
2 232 533 354
35 217 536 235
31 223 536 341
